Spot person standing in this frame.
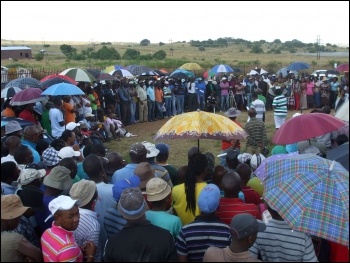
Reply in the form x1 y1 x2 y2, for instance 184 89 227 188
244 108 268 154
250 93 266 122
176 79 186 114
220 77 230 112
187 77 198 112
136 79 148 123
272 87 288 130
329 77 340 109
146 80 156 122
118 79 131 126
49 97 65 139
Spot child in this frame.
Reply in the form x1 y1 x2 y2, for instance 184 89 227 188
206 91 217 112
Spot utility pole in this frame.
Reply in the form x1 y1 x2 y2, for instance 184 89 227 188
169 38 173 56
316 35 321 60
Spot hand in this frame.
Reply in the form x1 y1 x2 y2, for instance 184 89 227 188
72 144 80 151
82 241 96 258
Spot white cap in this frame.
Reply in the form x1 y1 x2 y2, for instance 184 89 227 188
84 113 95 118
58 146 81 159
18 168 46 186
45 195 81 222
142 141 160 158
66 122 80 131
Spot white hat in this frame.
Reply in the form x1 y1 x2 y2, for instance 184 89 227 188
66 122 80 131
18 168 46 186
181 79 186 83
164 81 169 85
45 195 81 222
250 153 266 170
58 146 81 159
142 141 160 158
84 113 95 118
222 77 227 80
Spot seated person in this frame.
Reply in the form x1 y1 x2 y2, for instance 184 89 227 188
206 91 217 112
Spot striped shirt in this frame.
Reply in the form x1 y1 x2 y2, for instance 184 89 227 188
41 223 83 262
272 95 287 117
176 215 231 262
149 161 173 188
250 99 266 121
244 118 268 147
215 198 261 225
74 208 101 262
104 206 127 239
249 219 318 262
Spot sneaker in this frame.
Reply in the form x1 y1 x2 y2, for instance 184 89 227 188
125 132 131 138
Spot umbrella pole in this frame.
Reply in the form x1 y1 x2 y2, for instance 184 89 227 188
198 139 200 152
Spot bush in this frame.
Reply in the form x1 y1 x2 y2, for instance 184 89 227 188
198 46 205 51
140 39 150 46
43 44 50 48
35 53 44 61
159 42 165 46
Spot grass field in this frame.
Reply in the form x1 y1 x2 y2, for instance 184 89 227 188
104 108 317 169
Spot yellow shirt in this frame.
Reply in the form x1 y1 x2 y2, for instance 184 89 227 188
172 182 207 225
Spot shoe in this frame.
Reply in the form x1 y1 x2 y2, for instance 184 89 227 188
125 132 131 137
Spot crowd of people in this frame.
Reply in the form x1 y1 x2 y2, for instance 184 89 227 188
1 70 349 262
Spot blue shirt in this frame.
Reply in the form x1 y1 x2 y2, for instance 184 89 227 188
196 81 206 96
147 86 155 101
76 162 89 180
111 163 138 184
21 139 40 163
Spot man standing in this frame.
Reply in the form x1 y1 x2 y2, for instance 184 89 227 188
136 79 148 123
244 108 268 154
272 87 287 130
49 97 65 138
250 93 266 122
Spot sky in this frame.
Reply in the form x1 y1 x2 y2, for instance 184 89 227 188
1 1 349 46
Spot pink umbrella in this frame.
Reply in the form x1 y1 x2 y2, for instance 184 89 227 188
10 88 48 106
336 63 349 73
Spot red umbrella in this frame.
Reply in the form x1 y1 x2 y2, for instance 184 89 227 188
272 113 345 145
40 74 76 89
336 63 349 73
10 88 48 106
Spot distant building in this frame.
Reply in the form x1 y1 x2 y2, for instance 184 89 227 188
1 46 32 60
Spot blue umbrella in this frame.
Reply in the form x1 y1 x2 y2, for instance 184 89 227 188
41 83 84 96
169 69 195 80
286 62 310 71
210 64 234 74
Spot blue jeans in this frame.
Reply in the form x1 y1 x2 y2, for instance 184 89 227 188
171 95 177 115
220 95 229 111
130 101 136 124
115 103 121 118
147 100 155 121
198 95 206 110
165 97 172 117
176 95 185 114
155 102 164 119
246 93 252 108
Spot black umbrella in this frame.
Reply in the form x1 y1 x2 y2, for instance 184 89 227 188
125 65 154 76
327 142 349 171
85 69 101 78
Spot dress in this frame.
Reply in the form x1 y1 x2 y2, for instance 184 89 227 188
300 82 308 110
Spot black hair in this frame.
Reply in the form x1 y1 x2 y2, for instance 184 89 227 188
36 139 50 155
61 130 74 142
1 161 17 182
50 138 66 151
336 134 349 146
185 153 208 215
90 144 106 156
83 154 103 180
14 145 31 164
83 145 93 158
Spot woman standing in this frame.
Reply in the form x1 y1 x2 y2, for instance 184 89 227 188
293 79 301 111
300 78 308 110
306 78 315 109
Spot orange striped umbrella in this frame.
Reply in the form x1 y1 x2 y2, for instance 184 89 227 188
153 110 247 148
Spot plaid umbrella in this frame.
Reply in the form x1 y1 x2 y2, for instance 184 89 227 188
5 77 41 90
59 68 96 82
262 153 349 246
153 110 247 149
125 65 154 76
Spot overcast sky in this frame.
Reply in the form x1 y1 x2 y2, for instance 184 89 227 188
1 1 349 46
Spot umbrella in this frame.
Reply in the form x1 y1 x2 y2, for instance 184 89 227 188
249 68 268 75
169 69 195 80
336 63 349 73
85 69 101 78
276 67 298 77
179 63 202 71
59 68 96 82
41 83 85 96
210 64 234 74
1 87 22 98
109 69 134 78
334 100 349 122
325 69 340 76
262 153 349 246
231 67 242 73
125 65 154 76
104 65 124 73
202 71 217 79
5 77 41 90
153 69 169 76
327 142 349 171
272 113 345 145
286 62 310 71
96 73 117 82
10 88 48 106
40 74 76 89
139 70 159 77
153 110 247 149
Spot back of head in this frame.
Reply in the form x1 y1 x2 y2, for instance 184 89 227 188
188 146 201 159
212 165 228 189
1 161 18 183
221 171 241 197
230 213 266 240
83 154 103 179
14 145 32 164
322 105 331 114
118 187 148 220
236 163 252 185
248 108 257 118
90 144 106 157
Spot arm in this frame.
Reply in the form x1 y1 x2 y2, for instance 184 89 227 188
18 236 42 262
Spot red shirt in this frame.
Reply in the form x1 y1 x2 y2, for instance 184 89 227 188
19 108 38 124
242 186 262 205
328 241 349 262
221 120 242 150
216 198 261 225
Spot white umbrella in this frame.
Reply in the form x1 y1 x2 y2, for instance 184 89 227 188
335 100 349 122
59 68 96 82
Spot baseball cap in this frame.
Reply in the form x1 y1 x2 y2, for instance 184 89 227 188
84 113 95 118
146 177 171 202
155 143 169 155
66 122 80 131
230 213 266 239
45 195 81 222
43 166 73 190
118 187 148 220
58 146 81 159
142 141 160 158
69 179 97 207
134 162 155 189
129 142 149 156
79 122 88 129
5 121 22 135
18 166 46 186
1 194 30 220
17 185 45 212
250 153 266 170
112 175 140 202
197 184 220 214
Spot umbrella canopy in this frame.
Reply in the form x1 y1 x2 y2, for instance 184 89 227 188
286 62 310 71
153 69 169 76
276 67 298 77
169 69 195 80
5 77 41 90
336 63 349 73
272 113 345 145
202 71 217 79
262 153 349 246
41 83 85 96
1 87 22 99
327 142 349 171
334 100 349 122
249 68 268 75
153 110 247 148
179 63 202 71
85 69 101 78
109 69 134 78
104 65 124 73
96 73 117 81
59 68 96 82
10 88 48 106
139 70 159 77
210 64 234 74
125 65 154 76
40 74 76 89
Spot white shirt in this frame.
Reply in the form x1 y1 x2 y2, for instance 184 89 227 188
49 108 65 138
1 154 17 164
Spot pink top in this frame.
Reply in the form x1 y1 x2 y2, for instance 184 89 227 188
41 223 83 262
220 81 230 95
306 82 314 95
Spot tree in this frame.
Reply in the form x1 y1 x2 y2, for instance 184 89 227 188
60 44 77 57
140 39 150 46
198 46 205 51
159 42 165 46
273 39 282 44
34 53 44 61
152 50 166 60
250 45 264 54
122 49 140 60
